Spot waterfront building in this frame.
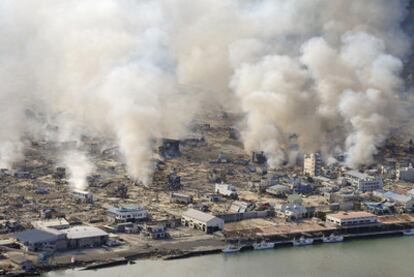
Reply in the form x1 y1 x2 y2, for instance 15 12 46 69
326 211 377 226
181 208 224 234
15 229 67 252
63 226 108 249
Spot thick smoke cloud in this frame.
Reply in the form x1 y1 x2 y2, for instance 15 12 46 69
0 0 412 186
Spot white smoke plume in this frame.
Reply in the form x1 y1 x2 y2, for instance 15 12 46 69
63 151 95 191
0 0 412 182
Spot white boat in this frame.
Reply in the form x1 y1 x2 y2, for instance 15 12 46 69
292 236 314 246
322 234 344 243
402 229 414 236
222 244 242 253
253 241 275 250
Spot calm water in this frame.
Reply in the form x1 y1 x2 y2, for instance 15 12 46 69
45 236 414 277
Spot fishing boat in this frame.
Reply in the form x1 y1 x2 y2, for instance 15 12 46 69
292 236 313 246
222 244 243 253
402 228 414 236
253 240 275 250
322 234 344 243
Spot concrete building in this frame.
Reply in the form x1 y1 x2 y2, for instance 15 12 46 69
345 170 383 192
303 153 322 177
107 205 148 222
181 209 224 234
15 229 67 252
326 211 377 227
396 164 414 182
63 226 108 249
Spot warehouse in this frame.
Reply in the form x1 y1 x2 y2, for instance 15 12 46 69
326 211 378 227
181 209 224 234
63 226 108 249
15 229 67 252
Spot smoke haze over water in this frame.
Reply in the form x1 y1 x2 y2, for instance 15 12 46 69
0 0 412 185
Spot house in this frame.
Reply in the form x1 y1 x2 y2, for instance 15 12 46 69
141 224 168 239
345 171 383 192
363 201 395 215
229 201 255 213
15 229 67 252
72 189 93 203
181 209 224 234
326 211 377 227
63 226 108 249
274 203 308 220
170 192 193 204
289 178 314 194
396 164 414 182
107 205 148 222
266 184 290 197
373 191 414 211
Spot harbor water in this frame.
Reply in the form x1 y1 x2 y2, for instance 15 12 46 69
45 236 414 277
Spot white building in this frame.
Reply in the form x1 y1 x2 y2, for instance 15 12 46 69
345 170 383 192
303 153 322 176
326 211 377 226
181 208 224 234
215 183 238 198
32 218 70 231
275 203 307 220
72 189 93 203
107 206 148 222
396 164 414 182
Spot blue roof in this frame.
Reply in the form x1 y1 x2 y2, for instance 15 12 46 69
15 229 59 244
383 192 414 203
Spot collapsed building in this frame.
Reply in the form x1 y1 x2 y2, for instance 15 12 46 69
159 139 181 158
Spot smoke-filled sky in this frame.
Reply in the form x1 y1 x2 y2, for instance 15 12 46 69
0 0 412 187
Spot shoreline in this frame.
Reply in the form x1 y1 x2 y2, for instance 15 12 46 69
29 227 413 275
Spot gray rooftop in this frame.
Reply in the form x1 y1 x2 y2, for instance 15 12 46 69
15 229 60 244
63 226 108 240
345 170 369 179
182 208 218 223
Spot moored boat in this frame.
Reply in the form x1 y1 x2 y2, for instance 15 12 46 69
222 244 243 253
292 236 313 246
322 234 344 243
402 228 414 236
253 240 275 250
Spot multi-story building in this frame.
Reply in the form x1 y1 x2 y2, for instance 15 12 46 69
396 164 414 182
326 211 378 226
303 153 322 177
345 170 383 192
107 205 148 222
